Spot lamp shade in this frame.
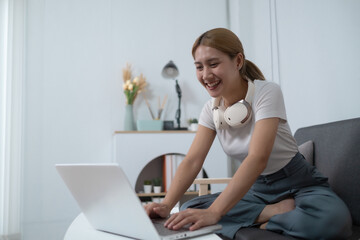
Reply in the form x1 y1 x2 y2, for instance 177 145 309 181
162 60 179 79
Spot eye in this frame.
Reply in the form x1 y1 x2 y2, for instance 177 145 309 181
210 63 219 68
195 65 203 71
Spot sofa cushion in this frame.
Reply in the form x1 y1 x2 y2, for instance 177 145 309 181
298 140 314 165
234 228 297 240
349 225 360 240
294 118 360 226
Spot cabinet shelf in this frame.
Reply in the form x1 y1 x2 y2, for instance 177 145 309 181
114 130 195 134
137 191 205 197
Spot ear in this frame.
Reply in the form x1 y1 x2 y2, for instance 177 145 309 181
235 53 244 70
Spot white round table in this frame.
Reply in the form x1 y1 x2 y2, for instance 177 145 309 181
64 213 222 240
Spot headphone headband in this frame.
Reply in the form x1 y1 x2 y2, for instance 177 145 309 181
212 80 255 129
244 80 255 104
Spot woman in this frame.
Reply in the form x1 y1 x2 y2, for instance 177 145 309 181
145 28 352 239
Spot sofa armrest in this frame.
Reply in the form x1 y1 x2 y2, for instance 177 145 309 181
193 178 231 196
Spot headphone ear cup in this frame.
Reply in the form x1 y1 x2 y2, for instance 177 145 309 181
224 101 251 127
213 106 228 129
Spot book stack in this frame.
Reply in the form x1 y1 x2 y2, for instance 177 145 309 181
162 154 203 193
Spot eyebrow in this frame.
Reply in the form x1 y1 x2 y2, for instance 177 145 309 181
194 58 220 65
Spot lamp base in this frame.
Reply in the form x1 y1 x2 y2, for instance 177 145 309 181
173 127 188 131
163 121 188 131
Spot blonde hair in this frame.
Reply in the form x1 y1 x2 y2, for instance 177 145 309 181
192 28 265 81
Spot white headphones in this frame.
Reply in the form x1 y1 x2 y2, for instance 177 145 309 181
212 80 255 129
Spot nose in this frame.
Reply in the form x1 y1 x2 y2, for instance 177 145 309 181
202 67 213 80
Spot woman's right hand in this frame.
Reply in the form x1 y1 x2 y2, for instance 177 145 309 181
144 202 171 219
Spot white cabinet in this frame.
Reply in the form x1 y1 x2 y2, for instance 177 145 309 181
113 131 229 193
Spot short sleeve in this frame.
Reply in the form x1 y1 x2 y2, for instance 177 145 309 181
198 99 216 130
254 82 287 122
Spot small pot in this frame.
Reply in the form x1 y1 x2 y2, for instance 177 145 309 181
144 185 152 193
153 186 161 193
189 123 199 131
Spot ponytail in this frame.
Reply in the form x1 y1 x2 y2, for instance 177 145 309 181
241 59 265 81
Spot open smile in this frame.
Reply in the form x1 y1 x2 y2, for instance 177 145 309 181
205 80 221 90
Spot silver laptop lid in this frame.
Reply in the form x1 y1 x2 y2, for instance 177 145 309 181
56 164 161 240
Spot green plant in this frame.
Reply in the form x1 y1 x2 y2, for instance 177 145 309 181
188 118 198 124
144 180 152 185
152 178 162 186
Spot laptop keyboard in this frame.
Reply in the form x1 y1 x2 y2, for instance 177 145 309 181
152 218 189 236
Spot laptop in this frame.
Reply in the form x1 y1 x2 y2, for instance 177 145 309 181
56 163 222 240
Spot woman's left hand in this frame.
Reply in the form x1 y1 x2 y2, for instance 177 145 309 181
164 208 221 231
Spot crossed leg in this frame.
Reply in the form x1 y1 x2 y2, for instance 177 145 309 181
255 198 295 229
256 186 352 239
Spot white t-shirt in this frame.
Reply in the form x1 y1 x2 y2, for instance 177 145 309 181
199 80 298 175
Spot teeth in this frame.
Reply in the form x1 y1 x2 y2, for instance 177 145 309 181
207 81 220 87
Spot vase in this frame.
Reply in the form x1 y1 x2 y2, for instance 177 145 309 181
124 104 136 131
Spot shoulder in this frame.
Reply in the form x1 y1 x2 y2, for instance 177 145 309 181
198 99 216 130
253 80 283 102
200 98 214 114
253 80 287 121
204 98 214 108
254 80 281 93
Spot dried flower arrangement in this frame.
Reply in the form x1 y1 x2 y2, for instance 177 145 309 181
122 63 147 105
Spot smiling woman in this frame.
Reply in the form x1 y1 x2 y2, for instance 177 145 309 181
0 0 25 239
145 27 353 240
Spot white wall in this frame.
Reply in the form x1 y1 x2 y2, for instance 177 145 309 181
277 0 360 131
22 0 360 239
231 0 360 132
23 0 228 239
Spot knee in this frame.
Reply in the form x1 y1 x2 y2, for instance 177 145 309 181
269 197 352 239
296 204 352 239
322 206 352 239
295 191 352 239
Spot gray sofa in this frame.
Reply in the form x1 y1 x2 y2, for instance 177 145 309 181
227 118 360 240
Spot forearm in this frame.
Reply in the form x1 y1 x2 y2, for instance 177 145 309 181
209 118 279 216
162 125 216 210
209 154 267 216
162 157 203 209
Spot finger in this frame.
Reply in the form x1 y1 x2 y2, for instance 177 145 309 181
154 206 169 218
144 204 152 216
172 215 197 230
145 204 161 218
166 213 186 229
189 220 204 231
168 211 196 230
164 213 178 227
166 208 197 229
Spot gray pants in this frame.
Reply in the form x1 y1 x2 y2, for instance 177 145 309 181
180 153 352 239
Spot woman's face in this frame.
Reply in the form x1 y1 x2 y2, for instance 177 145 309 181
194 45 242 99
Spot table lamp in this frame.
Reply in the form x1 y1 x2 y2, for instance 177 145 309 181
162 61 187 130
